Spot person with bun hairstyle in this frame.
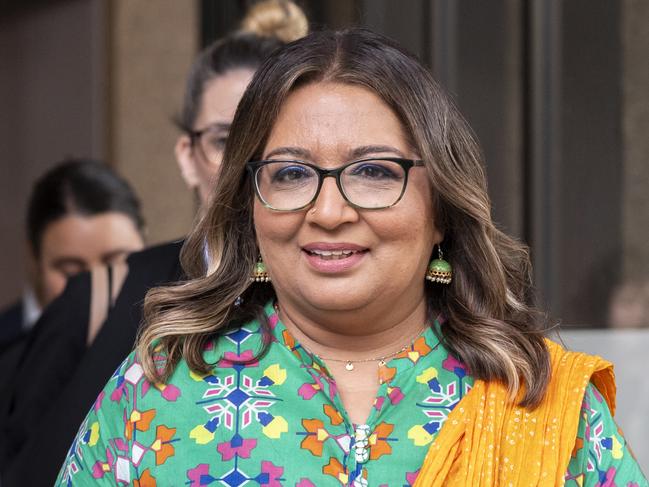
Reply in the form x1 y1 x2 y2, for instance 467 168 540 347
241 0 308 42
0 2 307 486
55 28 647 486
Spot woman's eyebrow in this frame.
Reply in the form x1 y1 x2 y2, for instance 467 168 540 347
264 146 312 159
202 122 231 132
264 145 406 160
348 145 405 159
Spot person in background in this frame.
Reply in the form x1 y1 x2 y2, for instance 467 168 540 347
0 2 308 485
0 159 145 347
0 159 145 476
175 0 308 205
57 28 646 485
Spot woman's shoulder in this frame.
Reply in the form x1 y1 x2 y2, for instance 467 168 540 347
567 382 648 485
80 311 272 427
131 317 268 388
544 338 616 413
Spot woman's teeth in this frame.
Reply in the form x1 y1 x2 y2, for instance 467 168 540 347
308 249 358 260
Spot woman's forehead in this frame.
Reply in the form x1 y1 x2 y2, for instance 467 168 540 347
263 82 412 161
196 69 255 129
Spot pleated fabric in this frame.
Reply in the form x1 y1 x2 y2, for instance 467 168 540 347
414 339 615 486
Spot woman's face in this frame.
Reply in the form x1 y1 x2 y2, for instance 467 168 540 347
175 69 255 204
253 81 442 314
34 212 145 307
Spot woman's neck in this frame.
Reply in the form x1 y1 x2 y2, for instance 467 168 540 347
274 295 429 361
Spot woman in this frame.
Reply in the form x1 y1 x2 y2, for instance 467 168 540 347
1 3 308 486
0 159 145 344
174 0 308 204
25 159 146 310
0 158 145 350
57 29 647 486
0 158 145 478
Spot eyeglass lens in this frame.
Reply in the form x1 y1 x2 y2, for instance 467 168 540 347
255 160 408 210
196 127 228 165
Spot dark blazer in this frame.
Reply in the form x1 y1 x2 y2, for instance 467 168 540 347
0 301 23 347
1 240 184 486
0 302 25 398
0 301 27 438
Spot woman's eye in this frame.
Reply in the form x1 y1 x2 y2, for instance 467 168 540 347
351 162 399 179
207 136 228 150
272 166 310 182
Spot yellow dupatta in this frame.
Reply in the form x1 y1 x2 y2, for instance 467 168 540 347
414 339 616 486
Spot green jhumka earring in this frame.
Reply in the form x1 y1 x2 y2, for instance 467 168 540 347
251 255 271 282
426 246 452 284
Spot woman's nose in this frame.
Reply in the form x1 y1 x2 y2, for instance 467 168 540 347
305 177 359 229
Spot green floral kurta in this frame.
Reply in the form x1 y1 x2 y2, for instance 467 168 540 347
56 302 647 486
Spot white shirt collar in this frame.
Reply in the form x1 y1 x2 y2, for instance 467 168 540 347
22 285 42 330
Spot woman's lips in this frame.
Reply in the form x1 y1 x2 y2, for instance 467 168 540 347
301 243 368 273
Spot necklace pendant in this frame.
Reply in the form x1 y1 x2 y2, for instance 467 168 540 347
345 361 354 371
378 359 386 367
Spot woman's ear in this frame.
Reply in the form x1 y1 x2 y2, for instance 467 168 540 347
174 134 200 189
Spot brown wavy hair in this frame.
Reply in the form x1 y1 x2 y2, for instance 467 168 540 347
138 28 550 408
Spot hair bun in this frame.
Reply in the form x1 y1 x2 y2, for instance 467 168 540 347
240 0 308 43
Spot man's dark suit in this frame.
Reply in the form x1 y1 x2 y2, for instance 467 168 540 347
0 302 23 347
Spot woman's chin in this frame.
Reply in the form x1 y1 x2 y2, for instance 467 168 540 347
290 285 377 314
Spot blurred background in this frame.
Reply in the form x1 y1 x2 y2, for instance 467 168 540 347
0 0 647 462
1 0 648 328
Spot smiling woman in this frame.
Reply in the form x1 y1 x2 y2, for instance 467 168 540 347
55 29 647 486
251 83 438 359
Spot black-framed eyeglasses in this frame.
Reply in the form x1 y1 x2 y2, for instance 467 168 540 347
188 125 229 166
246 158 425 211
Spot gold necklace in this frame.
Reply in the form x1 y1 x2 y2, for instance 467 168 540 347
273 302 424 371
315 346 412 371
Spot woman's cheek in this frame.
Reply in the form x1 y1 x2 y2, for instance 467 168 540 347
41 267 68 307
